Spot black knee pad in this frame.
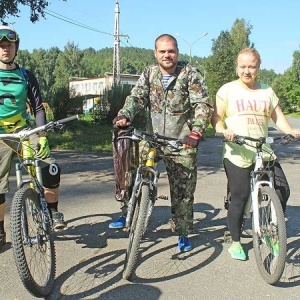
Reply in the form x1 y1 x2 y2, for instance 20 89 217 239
0 194 5 205
41 163 61 189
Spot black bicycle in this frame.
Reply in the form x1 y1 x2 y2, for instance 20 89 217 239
3 115 79 298
117 127 183 280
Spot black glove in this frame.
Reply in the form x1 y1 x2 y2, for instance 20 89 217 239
183 131 202 148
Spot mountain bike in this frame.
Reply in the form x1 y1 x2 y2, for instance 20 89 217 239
222 134 295 285
117 127 183 280
3 115 79 298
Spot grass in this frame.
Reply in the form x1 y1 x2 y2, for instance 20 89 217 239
285 111 300 118
48 115 217 152
48 115 113 152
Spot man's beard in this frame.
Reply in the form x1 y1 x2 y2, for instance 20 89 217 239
159 60 176 71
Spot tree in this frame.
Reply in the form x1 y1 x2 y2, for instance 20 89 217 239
257 69 278 85
204 30 236 102
0 0 66 23
31 47 60 102
204 18 253 101
230 19 254 54
53 42 83 90
272 49 300 112
16 49 34 70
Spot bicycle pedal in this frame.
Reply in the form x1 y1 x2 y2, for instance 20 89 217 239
157 194 168 200
224 196 230 210
224 231 232 244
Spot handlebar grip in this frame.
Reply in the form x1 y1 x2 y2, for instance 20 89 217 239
57 115 79 124
214 132 224 138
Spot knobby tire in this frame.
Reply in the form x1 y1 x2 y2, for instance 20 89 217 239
10 186 56 297
252 186 286 285
123 184 150 280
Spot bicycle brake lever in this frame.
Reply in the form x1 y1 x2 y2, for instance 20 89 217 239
235 137 246 145
281 134 295 144
168 140 183 150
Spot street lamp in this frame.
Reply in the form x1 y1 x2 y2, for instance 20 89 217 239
175 32 208 63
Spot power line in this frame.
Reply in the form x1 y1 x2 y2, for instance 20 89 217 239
44 7 152 66
44 9 113 36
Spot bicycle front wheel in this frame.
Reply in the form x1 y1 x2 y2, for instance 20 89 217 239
10 185 56 297
252 186 286 285
123 184 150 280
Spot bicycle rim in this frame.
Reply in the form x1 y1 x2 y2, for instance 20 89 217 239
10 186 56 297
252 186 286 285
123 184 150 280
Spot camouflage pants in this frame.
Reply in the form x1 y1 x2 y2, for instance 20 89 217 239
119 142 198 236
161 148 198 236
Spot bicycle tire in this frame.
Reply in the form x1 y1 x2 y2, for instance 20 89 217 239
10 185 56 297
123 184 150 280
143 185 156 235
252 186 286 285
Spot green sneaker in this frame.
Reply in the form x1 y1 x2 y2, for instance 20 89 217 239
265 237 279 256
228 242 247 261
272 241 280 256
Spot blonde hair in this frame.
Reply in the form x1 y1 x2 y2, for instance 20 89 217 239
236 47 262 68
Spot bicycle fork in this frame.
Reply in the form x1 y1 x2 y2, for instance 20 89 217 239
125 166 159 229
16 161 52 245
251 180 276 236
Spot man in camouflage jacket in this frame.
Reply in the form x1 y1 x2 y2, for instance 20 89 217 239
110 34 211 251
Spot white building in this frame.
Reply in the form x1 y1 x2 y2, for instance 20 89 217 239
69 72 140 113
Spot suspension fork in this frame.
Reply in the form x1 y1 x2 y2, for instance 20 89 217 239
125 166 159 228
251 170 275 235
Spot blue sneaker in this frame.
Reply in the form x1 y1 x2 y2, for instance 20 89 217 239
109 215 126 229
178 235 192 252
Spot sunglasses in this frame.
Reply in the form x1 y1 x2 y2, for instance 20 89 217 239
0 30 18 42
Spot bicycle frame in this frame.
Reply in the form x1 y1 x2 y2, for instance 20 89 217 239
7 115 79 297
17 141 52 244
119 127 183 280
125 148 159 229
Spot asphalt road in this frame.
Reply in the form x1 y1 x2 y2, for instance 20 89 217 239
1 117 300 300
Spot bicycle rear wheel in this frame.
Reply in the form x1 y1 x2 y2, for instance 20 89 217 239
252 186 286 285
10 185 56 297
123 184 150 280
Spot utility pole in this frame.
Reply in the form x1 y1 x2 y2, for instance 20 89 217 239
113 0 129 83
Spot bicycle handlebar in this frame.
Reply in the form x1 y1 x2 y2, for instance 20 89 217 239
118 127 183 150
215 132 296 146
0 115 79 140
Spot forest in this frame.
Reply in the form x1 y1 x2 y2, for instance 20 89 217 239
12 18 300 120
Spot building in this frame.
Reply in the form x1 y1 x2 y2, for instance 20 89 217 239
69 72 140 114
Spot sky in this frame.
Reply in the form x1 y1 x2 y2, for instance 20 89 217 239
5 0 300 74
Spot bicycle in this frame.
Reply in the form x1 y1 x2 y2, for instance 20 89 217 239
1 115 79 298
117 127 183 280
221 134 295 285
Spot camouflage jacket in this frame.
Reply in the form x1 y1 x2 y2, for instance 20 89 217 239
118 62 212 140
